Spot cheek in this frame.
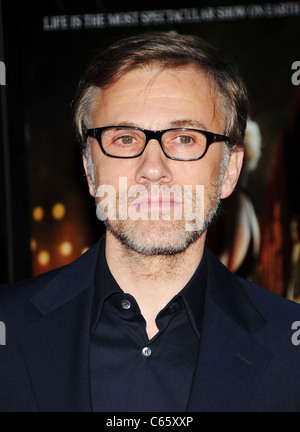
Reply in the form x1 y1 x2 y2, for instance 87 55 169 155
203 147 224 186
93 156 138 189
174 160 221 189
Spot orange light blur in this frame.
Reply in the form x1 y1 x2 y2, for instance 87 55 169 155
37 250 50 266
59 241 73 256
52 203 66 220
32 206 44 222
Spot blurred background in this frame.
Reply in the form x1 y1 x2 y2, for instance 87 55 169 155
0 0 300 301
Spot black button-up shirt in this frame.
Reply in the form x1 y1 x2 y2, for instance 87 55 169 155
90 238 207 412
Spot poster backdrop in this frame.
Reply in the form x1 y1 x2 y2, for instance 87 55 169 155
1 0 300 300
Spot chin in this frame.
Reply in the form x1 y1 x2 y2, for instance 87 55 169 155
103 218 205 256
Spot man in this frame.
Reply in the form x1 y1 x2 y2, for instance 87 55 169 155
1 32 300 412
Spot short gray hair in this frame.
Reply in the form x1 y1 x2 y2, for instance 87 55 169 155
73 32 249 155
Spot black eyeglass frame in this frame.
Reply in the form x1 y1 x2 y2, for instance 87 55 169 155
85 126 231 161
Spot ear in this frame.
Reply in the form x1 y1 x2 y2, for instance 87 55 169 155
82 154 96 198
220 148 244 199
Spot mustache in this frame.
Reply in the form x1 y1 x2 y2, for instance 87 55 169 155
96 182 200 205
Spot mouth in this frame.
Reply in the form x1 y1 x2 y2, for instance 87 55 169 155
129 197 182 211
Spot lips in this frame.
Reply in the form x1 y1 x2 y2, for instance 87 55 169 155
129 197 181 210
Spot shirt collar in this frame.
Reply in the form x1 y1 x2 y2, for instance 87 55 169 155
177 247 208 338
91 236 122 332
92 235 208 337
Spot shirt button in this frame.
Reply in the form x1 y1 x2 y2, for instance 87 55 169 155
121 299 131 310
142 347 152 358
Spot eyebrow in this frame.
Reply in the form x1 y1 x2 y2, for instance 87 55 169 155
106 119 209 131
167 119 209 130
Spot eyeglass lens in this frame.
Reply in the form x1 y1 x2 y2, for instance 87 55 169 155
101 127 208 159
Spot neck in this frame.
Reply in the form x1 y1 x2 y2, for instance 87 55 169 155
105 230 205 339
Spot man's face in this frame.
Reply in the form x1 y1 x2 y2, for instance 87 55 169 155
84 64 242 255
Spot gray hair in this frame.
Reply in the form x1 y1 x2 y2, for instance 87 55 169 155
73 32 249 155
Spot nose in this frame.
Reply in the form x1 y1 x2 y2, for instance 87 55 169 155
135 139 173 185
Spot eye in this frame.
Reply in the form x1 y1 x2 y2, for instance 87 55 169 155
169 133 195 145
177 135 193 144
119 135 134 145
112 133 139 145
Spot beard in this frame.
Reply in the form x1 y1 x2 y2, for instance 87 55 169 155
95 181 222 256
85 141 230 257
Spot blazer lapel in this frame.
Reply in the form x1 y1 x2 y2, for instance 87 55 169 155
16 239 273 412
17 240 103 412
187 249 273 412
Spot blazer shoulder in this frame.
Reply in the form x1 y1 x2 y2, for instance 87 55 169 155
0 267 63 324
0 267 62 299
0 237 103 324
238 276 300 322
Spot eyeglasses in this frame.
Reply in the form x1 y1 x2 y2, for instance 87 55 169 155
86 126 231 161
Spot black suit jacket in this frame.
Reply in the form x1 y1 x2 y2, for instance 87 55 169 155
1 237 300 412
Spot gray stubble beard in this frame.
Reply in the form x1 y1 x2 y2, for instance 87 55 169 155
96 180 222 257
88 145 229 257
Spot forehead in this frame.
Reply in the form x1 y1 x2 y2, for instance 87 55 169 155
92 64 223 131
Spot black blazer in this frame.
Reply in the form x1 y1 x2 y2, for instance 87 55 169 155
1 237 300 412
